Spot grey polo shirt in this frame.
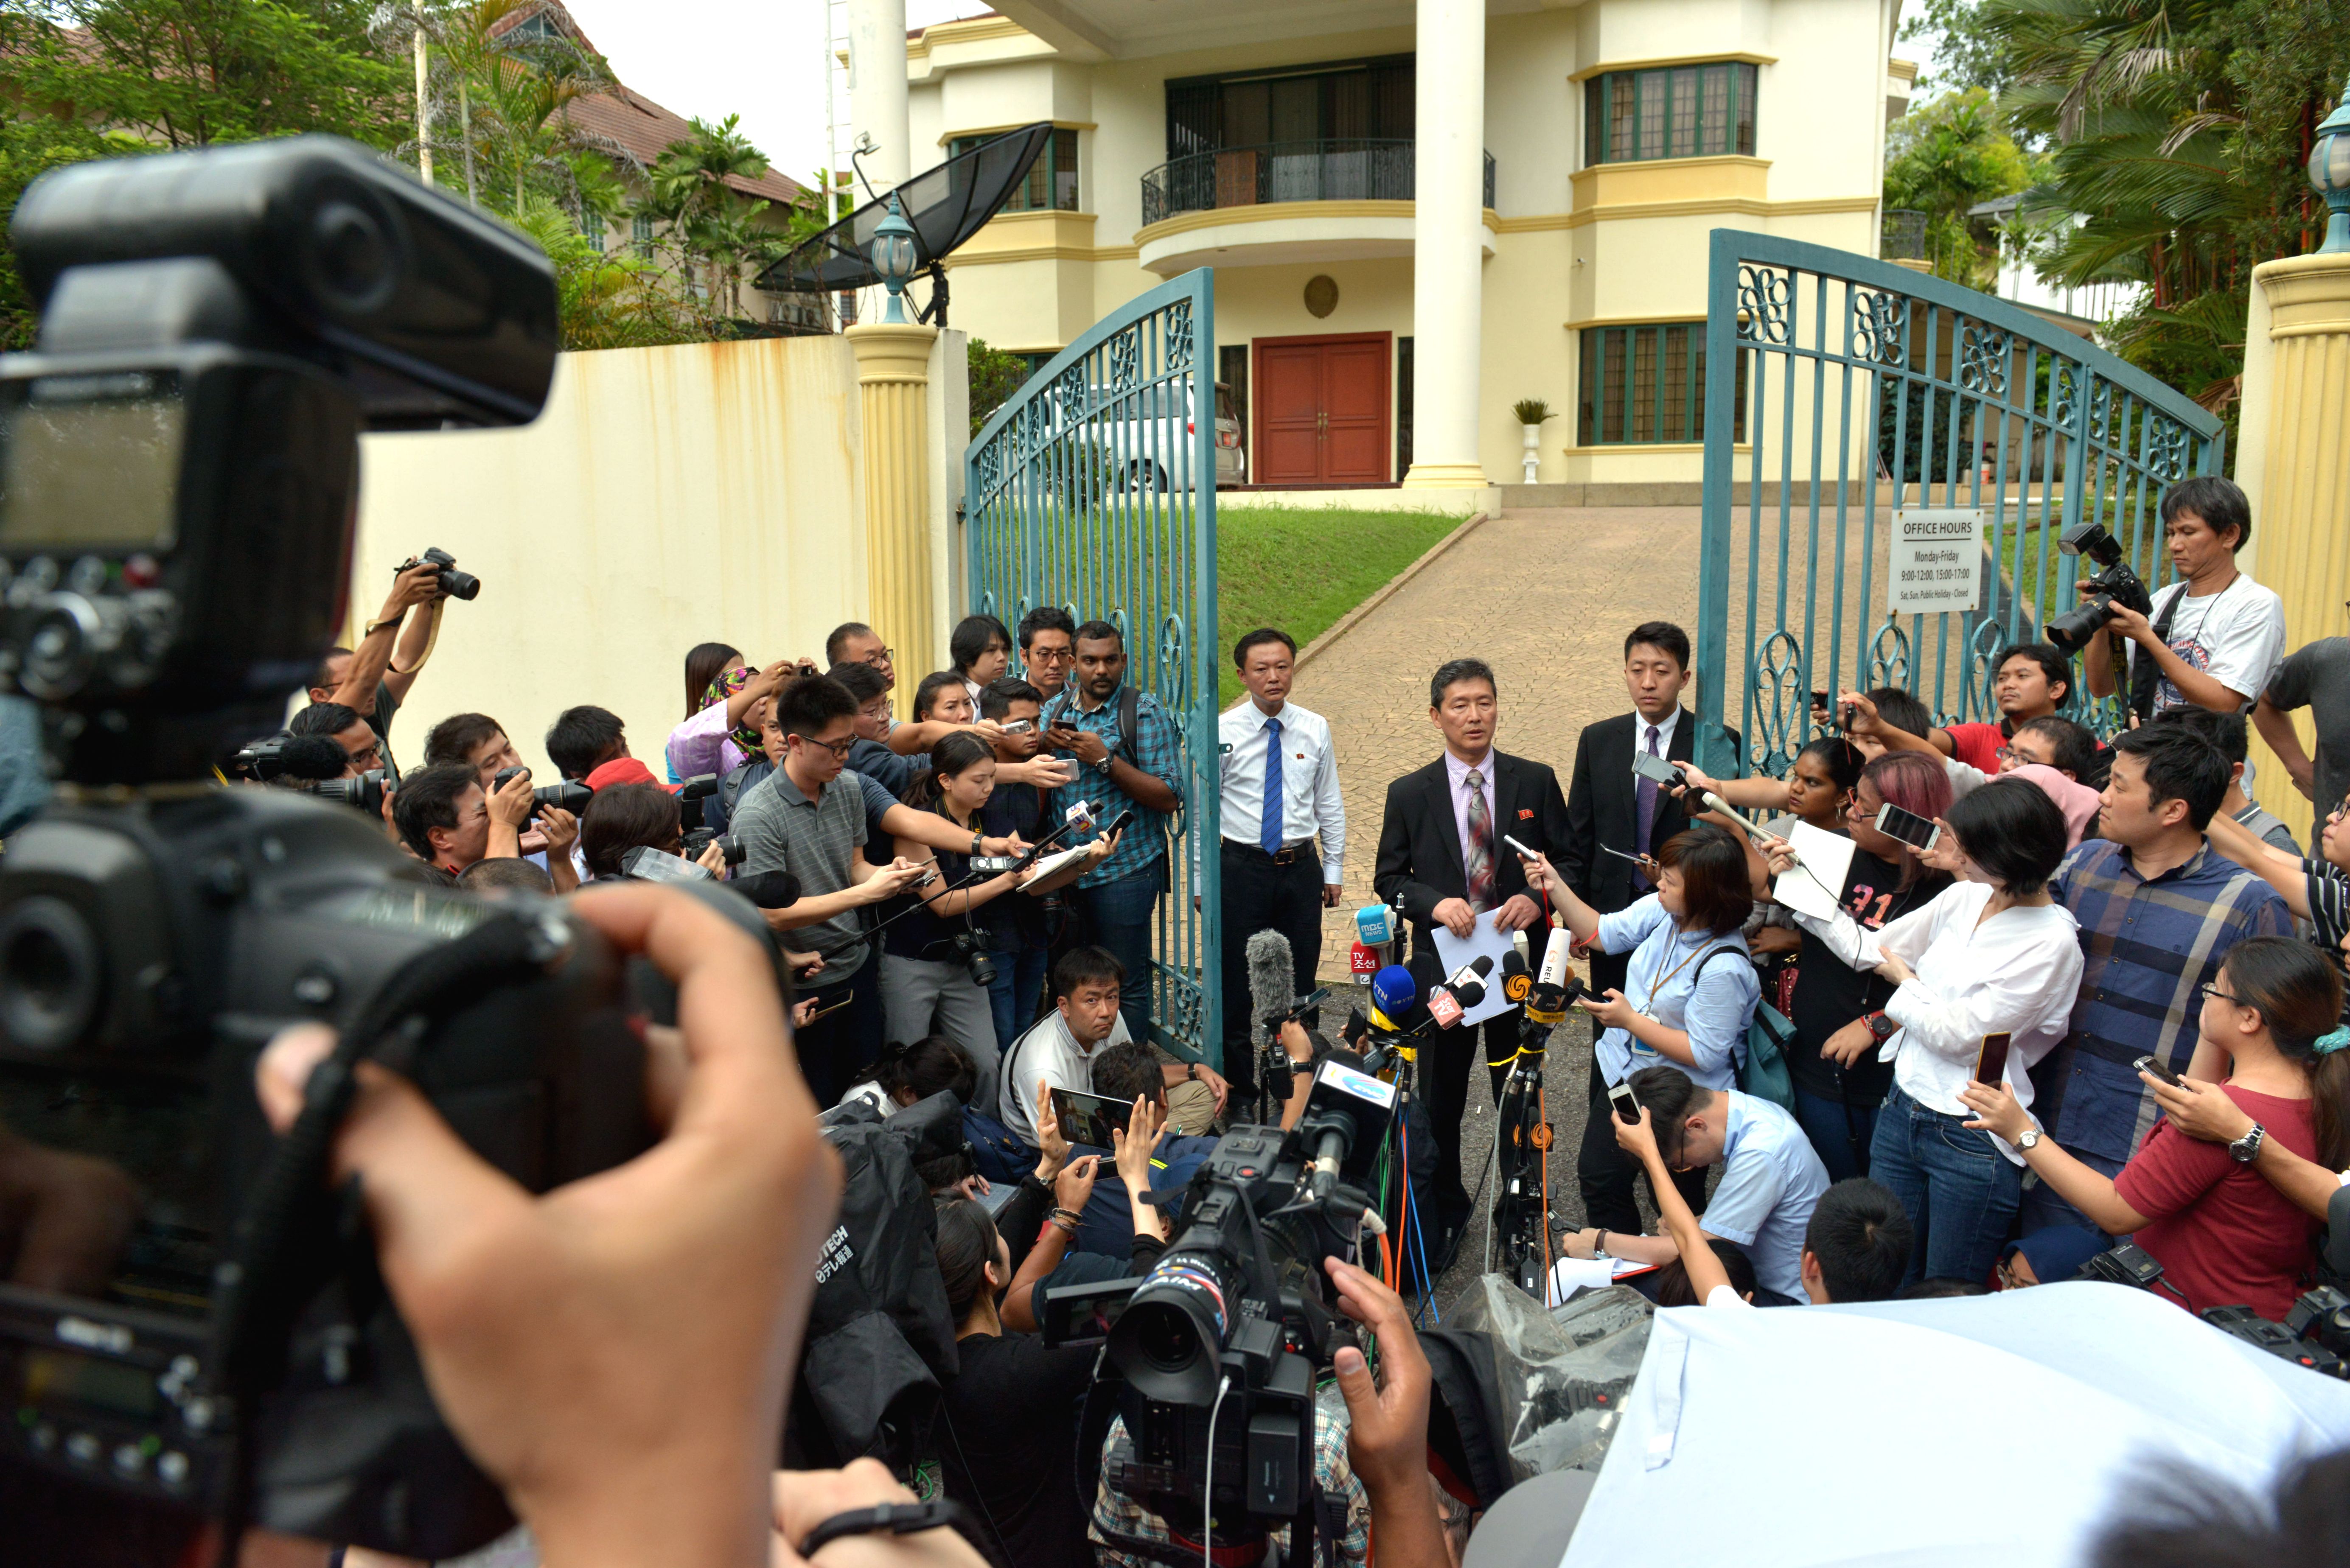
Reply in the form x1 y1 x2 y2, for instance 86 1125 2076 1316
734 764 872 982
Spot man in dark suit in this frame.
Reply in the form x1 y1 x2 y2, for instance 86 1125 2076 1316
1374 657 1571 1260
1561 622 1733 999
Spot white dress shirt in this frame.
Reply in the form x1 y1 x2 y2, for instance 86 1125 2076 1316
1216 698 1346 879
1791 880 2081 1160
1633 706 1681 755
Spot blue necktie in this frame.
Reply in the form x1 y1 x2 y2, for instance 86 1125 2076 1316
1261 717 1284 855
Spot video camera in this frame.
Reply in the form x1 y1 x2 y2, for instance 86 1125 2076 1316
2044 523 2153 655
0 137 660 1561
1041 1063 1395 1558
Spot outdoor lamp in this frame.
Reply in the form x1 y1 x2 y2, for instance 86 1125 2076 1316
2308 74 2350 254
870 191 918 323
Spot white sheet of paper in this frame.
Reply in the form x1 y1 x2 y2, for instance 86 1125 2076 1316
1771 820 1857 921
1429 908 1518 1027
1545 1254 1654 1305
1018 846 1090 891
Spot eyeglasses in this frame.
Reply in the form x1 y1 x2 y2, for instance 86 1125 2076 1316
861 648 895 665
794 734 856 760
1027 647 1074 664
2200 982 2243 1005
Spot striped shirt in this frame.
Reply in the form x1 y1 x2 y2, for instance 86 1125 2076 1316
2308 857 2350 1022
2038 838 2295 1165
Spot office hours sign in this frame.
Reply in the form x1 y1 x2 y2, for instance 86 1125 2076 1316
1889 509 1984 615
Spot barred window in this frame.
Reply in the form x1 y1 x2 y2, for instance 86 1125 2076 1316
1583 62 1757 165
949 127 1080 212
1578 324 1748 445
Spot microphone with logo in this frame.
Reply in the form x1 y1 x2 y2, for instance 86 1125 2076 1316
1425 954 1496 1030
1523 927 1586 1035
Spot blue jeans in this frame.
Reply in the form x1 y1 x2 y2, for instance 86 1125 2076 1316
984 942 1050 1064
1793 1085 1880 1186
1869 1083 2022 1288
1080 863 1162 1042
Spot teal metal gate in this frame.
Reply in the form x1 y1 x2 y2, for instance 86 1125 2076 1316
964 269 1220 1061
1692 231 2228 777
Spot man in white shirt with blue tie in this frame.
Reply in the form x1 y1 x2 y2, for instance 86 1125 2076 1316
1215 628 1346 1119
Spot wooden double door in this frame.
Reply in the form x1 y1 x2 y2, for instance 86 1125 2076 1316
1254 332 1391 485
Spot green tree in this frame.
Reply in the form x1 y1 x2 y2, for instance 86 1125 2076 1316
1884 88 2045 287
967 337 1031 435
1900 0 2016 93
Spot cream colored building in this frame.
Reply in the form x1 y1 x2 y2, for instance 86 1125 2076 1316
849 0 1911 502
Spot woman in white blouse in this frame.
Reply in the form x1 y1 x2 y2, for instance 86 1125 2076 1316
1768 778 2082 1286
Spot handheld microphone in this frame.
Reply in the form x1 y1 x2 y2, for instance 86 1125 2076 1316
1526 927 1573 1026
1427 954 1495 1028
1248 928 1300 1106
1368 963 1417 1030
730 869 803 910
1348 941 1383 980
1700 791 1773 842
1010 800 1097 870
1499 947 1534 1007
1354 902 1394 945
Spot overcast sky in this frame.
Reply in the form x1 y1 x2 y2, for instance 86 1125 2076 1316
561 0 993 189
559 0 1945 192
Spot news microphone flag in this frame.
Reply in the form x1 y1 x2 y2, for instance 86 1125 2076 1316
1527 927 1573 1026
1349 941 1383 980
1354 903 1394 945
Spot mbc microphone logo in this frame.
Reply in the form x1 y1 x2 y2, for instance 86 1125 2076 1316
1354 903 1393 944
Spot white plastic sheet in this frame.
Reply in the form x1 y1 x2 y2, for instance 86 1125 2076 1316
1560 1282 2350 1567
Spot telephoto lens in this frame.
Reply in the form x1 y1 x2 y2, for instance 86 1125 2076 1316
416 546 480 601
492 766 590 815
305 769 388 815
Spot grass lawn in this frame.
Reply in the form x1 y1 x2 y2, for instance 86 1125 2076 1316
1215 505 1465 706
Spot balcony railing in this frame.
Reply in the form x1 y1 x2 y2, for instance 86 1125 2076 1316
1141 138 1497 227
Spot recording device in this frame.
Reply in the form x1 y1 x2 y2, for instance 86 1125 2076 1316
1608 1080 1641 1125
2078 1242 2167 1291
1426 954 1494 1028
1353 902 1393 945
299 768 387 816
2286 1285 2350 1367
393 545 479 602
1347 941 1381 980
1500 832 1542 864
1873 801 1943 853
491 765 592 817
620 845 715 883
2044 522 2154 656
1046 1070 1394 1559
0 137 621 1560
1629 749 1685 788
1498 947 1534 1007
999 719 1034 735
728 869 802 911
1699 792 1772 840
1367 963 1417 1031
1973 1031 2012 1086
2132 1053 2183 1088
680 827 745 866
945 927 995 988
2201 1305 2349 1379
676 773 718 832
1244 926 1324 1105
1051 1086 1132 1151
1524 927 1583 1028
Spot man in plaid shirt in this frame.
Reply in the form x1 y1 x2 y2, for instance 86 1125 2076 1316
2027 726 2294 1231
1044 619 1187 1045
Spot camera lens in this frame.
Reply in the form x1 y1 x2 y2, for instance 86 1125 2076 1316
308 197 398 315
436 566 482 601
2044 597 2114 655
0 896 104 1052
1110 1260 1229 1404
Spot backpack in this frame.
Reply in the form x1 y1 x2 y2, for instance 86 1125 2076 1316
710 757 773 833
1697 947 1798 1112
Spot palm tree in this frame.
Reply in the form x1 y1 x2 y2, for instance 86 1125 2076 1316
646 115 777 314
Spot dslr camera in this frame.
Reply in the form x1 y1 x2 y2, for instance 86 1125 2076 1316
1041 1062 1395 1560
395 544 479 601
0 137 659 1561
491 763 592 817
2044 522 2153 655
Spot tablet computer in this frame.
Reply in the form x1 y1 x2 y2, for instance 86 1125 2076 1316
1052 1086 1131 1150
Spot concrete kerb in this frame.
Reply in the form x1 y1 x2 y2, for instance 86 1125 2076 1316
1290 510 1491 675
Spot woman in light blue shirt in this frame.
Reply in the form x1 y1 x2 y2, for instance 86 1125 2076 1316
1523 825 1762 1231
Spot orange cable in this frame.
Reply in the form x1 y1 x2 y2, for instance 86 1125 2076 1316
1539 1082 1553 1296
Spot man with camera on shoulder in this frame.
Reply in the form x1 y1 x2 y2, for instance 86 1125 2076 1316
2080 477 2286 722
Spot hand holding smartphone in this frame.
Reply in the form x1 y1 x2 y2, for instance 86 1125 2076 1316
2133 1053 2184 1087
1873 801 1943 853
1607 1080 1641 1125
1629 750 1686 788
1973 1031 2012 1086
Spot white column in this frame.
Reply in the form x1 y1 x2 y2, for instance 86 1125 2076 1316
1403 0 1488 488
847 0 911 190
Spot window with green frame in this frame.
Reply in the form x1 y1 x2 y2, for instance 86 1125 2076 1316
1577 323 1748 445
1583 62 1756 165
948 127 1080 211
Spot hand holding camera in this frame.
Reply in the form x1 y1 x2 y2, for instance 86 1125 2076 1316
252 885 841 1568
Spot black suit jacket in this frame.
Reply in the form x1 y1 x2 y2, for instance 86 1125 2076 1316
1560 710 1739 916
1373 750 1571 956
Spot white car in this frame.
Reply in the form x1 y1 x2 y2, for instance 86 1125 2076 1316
1043 376 1245 492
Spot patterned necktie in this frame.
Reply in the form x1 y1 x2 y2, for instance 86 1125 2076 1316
1260 717 1284 856
1633 724 1662 890
1464 767 1496 911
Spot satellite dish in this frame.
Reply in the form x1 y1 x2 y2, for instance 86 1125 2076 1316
754 123 1054 325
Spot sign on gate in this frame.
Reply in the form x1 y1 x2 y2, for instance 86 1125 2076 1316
1889 509 1984 616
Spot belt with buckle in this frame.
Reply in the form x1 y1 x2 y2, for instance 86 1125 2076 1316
1223 837 1315 866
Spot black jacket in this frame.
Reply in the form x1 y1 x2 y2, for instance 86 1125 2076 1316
1560 709 1737 916
1372 751 1571 955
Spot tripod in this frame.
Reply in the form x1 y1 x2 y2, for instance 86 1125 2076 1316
1486 1021 1558 1300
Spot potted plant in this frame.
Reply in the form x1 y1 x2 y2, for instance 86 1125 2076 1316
1512 398 1556 483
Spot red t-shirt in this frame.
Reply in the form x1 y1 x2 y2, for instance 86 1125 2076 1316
1943 720 2006 775
2114 1086 2319 1321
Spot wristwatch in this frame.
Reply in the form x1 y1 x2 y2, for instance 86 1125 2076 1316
2229 1122 2267 1164
1591 1230 1611 1260
2016 1128 2042 1152
1864 1011 1899 1043
1094 754 1114 776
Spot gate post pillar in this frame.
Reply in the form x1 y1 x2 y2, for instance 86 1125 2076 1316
2239 252 2350 843
1402 0 1489 490
850 322 941 717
